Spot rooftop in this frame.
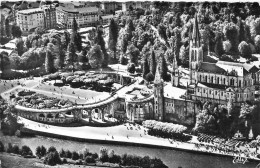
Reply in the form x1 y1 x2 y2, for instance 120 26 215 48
57 6 99 14
164 83 187 100
18 8 43 15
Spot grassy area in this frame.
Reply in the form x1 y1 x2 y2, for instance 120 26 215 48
0 152 41 168
0 80 20 94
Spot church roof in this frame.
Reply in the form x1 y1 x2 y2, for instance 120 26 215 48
198 62 226 74
198 61 259 77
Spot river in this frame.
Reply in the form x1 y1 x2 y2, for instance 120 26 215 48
0 132 259 168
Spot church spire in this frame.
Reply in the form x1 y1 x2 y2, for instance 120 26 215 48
192 13 200 47
154 65 162 84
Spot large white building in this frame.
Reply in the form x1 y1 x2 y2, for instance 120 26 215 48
16 8 44 32
56 3 101 28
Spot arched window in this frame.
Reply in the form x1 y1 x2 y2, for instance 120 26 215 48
217 77 219 84
230 79 234 86
223 78 226 85
205 75 207 83
211 76 214 83
239 80 241 87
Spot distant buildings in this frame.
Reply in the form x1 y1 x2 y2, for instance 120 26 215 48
101 2 118 14
16 4 56 32
56 3 101 29
16 8 44 32
41 5 57 30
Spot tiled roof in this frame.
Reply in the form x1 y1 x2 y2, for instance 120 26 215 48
198 62 226 74
57 6 99 14
18 8 43 14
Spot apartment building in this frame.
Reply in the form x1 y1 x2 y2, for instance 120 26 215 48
41 4 56 29
16 8 44 32
56 4 101 28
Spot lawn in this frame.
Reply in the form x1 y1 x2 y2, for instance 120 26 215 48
0 152 41 168
31 82 110 104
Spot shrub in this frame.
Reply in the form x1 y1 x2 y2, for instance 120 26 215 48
92 152 98 159
85 155 96 164
72 151 80 160
20 145 33 156
12 145 20 154
65 150 72 158
62 158 67 164
44 151 61 166
47 146 57 153
41 146 47 157
6 143 13 153
59 148 66 158
36 146 46 158
0 141 4 152
99 147 108 162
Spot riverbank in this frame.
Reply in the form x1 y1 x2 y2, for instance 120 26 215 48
18 117 260 164
0 152 120 168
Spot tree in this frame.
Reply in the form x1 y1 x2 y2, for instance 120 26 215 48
72 151 80 160
158 23 167 42
142 58 150 78
126 44 140 66
159 54 168 81
121 34 129 54
145 72 154 83
108 19 118 60
95 28 109 67
214 32 225 57
255 35 260 53
238 41 252 59
127 63 135 74
61 30 70 49
126 19 135 41
99 147 108 163
75 32 82 52
0 51 10 74
45 48 55 73
119 55 128 65
0 14 6 38
87 45 104 68
223 23 239 52
44 151 61 166
59 148 66 158
66 42 77 71
20 145 33 156
149 49 156 75
11 25 22 38
15 38 24 56
47 146 57 153
0 141 4 152
5 17 10 37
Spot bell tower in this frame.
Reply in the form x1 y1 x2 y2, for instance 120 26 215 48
154 65 164 121
189 14 203 84
171 55 180 87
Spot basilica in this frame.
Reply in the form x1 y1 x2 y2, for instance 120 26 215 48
153 14 260 124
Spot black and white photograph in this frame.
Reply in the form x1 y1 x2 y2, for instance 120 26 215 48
1 0 260 167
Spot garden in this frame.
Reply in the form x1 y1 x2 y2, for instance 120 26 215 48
14 90 75 110
44 71 123 93
142 120 192 142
